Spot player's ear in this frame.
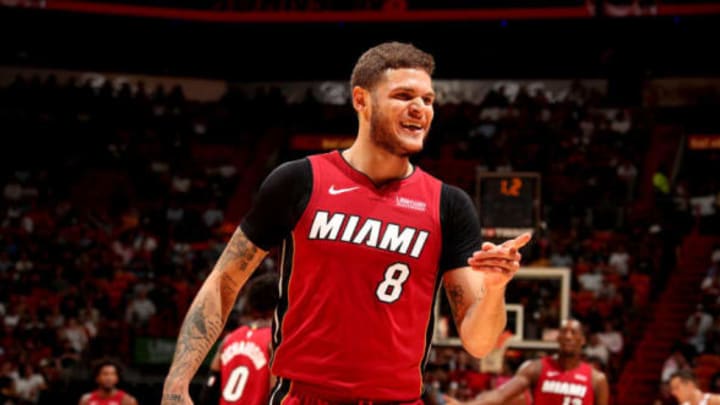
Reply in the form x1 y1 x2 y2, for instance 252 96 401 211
352 86 370 115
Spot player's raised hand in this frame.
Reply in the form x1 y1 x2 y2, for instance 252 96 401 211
467 232 532 288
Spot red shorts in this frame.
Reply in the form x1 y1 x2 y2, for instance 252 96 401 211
269 378 425 405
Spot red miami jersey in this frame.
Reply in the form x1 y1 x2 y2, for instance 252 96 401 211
534 356 595 405
219 325 272 405
86 390 126 405
271 151 444 400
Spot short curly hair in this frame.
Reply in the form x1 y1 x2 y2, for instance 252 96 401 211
350 42 435 91
92 358 122 381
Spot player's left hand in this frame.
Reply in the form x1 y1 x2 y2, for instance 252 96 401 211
467 232 532 288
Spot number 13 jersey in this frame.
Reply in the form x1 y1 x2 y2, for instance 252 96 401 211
240 151 481 401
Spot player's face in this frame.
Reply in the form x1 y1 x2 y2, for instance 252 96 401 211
368 68 434 157
557 320 585 355
96 365 118 390
669 378 692 402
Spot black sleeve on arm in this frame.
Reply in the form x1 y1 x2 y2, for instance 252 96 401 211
439 183 482 273
239 158 312 250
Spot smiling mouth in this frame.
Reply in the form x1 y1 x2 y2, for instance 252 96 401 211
400 122 425 133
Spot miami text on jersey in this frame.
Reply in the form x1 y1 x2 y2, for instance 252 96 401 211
540 380 588 397
307 211 430 258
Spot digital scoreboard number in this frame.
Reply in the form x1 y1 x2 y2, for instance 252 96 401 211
475 172 541 241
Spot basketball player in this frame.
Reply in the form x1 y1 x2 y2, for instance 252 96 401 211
444 319 609 405
669 370 720 405
162 41 532 404
78 360 138 405
202 272 278 405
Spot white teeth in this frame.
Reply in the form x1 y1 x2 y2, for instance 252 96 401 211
402 123 423 130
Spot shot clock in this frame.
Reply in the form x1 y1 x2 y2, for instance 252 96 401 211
475 172 541 243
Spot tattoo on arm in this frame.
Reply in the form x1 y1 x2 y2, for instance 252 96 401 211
220 272 239 319
447 284 468 326
215 227 261 272
165 227 264 390
162 393 184 403
166 295 224 385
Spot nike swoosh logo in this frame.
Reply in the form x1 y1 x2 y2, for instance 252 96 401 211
329 185 360 195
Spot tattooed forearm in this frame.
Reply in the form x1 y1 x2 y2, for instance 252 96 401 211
447 284 468 325
164 227 266 397
215 227 261 272
166 295 223 384
220 272 240 319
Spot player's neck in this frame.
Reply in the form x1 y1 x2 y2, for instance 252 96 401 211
557 354 581 370
98 387 117 397
342 142 412 186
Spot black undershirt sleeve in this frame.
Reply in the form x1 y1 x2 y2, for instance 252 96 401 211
239 158 312 251
439 183 483 273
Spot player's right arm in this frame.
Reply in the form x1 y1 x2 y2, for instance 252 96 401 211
162 158 311 405
444 360 540 405
162 228 267 404
78 394 90 405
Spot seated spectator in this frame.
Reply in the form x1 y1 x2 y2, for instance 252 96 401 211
584 333 610 366
125 289 156 329
13 363 46 404
685 305 713 354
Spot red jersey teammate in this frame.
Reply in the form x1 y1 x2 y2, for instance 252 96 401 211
444 319 609 405
203 273 278 405
162 41 532 404
79 360 138 405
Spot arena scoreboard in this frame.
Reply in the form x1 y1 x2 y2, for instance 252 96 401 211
475 172 541 242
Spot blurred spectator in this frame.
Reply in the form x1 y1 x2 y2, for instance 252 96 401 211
584 333 610 366
13 363 46 404
57 317 88 354
608 244 631 277
124 289 156 329
685 305 713 354
597 320 624 355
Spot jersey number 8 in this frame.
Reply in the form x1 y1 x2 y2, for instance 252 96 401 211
376 263 410 303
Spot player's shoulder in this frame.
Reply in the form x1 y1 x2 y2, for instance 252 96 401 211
259 157 313 192
225 325 250 341
590 366 608 389
79 393 92 405
121 391 138 405
518 358 544 375
437 181 474 210
268 157 312 178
